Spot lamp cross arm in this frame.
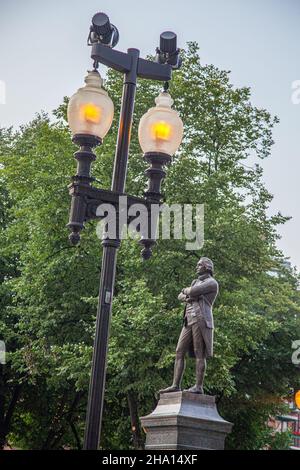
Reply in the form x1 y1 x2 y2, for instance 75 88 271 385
137 57 172 81
91 43 172 82
91 43 132 73
68 182 156 223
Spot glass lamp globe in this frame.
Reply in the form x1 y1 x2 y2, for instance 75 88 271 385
138 91 183 156
67 70 114 141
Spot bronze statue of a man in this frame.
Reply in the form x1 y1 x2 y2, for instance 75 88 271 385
160 257 219 394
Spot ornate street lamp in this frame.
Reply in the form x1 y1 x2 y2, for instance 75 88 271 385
138 91 183 258
67 12 183 450
67 70 114 245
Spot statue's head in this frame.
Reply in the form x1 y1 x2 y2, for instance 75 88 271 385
196 257 214 276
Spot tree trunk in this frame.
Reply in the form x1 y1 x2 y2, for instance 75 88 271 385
43 391 84 449
70 421 82 450
127 391 143 449
0 378 22 449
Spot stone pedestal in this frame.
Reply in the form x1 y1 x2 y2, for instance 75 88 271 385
140 391 232 450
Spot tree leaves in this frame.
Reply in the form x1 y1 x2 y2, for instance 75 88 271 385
0 42 299 450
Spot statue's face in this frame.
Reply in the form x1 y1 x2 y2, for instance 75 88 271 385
196 259 207 275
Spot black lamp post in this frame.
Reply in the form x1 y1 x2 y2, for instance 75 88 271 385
67 12 183 450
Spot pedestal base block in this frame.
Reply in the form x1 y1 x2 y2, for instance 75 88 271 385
140 391 232 450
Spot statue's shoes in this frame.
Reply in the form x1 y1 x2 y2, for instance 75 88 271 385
184 385 204 394
159 385 181 394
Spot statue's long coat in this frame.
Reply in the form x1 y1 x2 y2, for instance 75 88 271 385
182 275 219 358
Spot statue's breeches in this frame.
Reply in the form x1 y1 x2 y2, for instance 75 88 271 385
176 316 213 359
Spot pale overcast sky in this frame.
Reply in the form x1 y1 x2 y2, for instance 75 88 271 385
0 0 299 269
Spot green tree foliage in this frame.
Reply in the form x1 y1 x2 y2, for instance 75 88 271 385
0 43 299 449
